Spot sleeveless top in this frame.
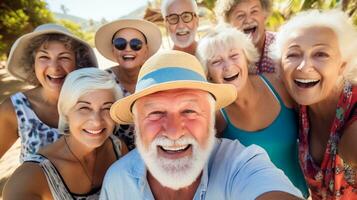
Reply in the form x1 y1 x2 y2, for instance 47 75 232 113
299 82 357 200
106 69 135 150
25 135 123 200
10 92 61 163
222 75 308 197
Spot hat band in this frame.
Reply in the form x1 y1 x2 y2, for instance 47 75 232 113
136 67 206 92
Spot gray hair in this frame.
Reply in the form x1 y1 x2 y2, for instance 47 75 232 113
215 0 272 23
196 24 259 73
58 68 123 133
161 0 198 17
21 33 97 85
272 9 357 84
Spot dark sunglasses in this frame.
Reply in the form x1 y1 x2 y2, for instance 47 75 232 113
113 38 143 51
165 12 197 25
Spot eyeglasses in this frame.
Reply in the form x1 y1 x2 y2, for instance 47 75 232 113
112 38 144 51
165 12 197 25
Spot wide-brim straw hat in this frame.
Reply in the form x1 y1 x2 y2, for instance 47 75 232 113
110 50 237 124
6 23 98 83
95 19 162 62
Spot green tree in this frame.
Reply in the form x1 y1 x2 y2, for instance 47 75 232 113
0 0 54 60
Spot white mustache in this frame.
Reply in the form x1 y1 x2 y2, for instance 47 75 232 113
176 27 191 34
151 135 196 147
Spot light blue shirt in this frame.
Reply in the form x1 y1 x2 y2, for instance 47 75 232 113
100 138 303 200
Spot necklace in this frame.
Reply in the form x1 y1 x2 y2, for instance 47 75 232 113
64 136 97 189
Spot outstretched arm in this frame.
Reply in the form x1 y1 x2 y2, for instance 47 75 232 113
0 98 19 159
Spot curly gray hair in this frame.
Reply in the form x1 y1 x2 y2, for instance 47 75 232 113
21 33 96 85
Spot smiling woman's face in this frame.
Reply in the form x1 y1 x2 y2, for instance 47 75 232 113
111 28 149 70
280 26 346 105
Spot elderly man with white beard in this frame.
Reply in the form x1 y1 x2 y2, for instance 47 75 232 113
100 50 303 200
161 0 199 55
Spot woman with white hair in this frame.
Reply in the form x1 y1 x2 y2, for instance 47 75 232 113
197 25 308 197
274 9 357 199
3 68 128 200
0 24 97 162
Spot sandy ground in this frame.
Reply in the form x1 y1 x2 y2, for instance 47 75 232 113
0 67 30 198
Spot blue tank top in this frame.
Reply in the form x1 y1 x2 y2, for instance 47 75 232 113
222 75 308 197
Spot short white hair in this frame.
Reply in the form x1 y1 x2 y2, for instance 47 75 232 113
272 9 357 84
58 68 123 133
196 24 259 73
161 0 198 17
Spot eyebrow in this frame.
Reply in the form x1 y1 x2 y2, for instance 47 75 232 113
37 50 73 55
77 101 113 105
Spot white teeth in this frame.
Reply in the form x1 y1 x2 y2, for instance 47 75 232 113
49 75 65 79
85 129 103 134
295 78 319 83
177 31 189 35
161 144 189 151
123 55 135 58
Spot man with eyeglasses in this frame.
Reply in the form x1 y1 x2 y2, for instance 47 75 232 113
161 0 199 55
215 0 275 74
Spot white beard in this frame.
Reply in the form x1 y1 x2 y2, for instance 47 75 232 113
135 125 215 190
170 27 196 48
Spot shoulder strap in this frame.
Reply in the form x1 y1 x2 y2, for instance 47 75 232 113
38 158 74 200
259 75 283 104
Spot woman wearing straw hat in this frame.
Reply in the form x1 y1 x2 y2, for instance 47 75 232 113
95 19 162 150
197 25 309 198
3 68 128 200
0 23 97 162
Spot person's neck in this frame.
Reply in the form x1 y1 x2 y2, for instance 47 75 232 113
64 135 97 161
232 76 260 109
116 66 140 85
173 41 197 56
308 82 344 124
256 31 266 57
38 87 59 106
148 171 201 200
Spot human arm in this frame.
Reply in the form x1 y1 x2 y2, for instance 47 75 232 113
2 162 51 200
229 144 303 199
339 120 357 168
0 98 19 159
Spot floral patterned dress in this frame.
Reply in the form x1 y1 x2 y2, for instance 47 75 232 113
106 69 135 150
298 82 357 200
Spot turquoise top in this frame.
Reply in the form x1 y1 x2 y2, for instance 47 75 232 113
222 75 308 198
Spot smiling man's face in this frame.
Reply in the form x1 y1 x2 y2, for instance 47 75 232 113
133 89 215 190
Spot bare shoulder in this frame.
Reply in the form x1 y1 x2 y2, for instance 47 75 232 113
0 97 16 119
3 162 51 200
0 97 18 158
262 73 296 108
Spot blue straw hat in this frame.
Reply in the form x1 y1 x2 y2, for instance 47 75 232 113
110 50 237 124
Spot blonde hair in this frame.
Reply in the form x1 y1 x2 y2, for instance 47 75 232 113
196 24 259 73
215 0 272 23
272 9 357 84
58 68 123 133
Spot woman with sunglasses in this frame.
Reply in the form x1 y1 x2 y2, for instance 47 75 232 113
3 68 128 200
95 19 162 150
0 24 97 162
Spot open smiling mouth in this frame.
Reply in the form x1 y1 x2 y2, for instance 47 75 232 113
122 55 136 61
47 75 66 83
176 30 190 36
294 79 320 88
84 128 105 135
159 144 192 154
243 26 257 36
223 73 239 82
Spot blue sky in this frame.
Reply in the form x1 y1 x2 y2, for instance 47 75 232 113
45 0 151 21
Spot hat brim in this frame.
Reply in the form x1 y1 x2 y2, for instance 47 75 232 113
7 26 97 83
95 19 162 62
110 80 237 124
